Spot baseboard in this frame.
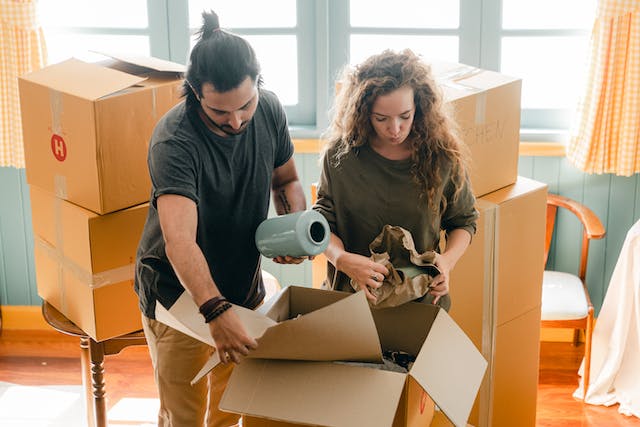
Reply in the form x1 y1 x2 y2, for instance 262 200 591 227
0 305 50 330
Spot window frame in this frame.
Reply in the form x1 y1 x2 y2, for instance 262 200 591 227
40 0 593 141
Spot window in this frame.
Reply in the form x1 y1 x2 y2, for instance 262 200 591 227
38 0 151 64
38 0 597 140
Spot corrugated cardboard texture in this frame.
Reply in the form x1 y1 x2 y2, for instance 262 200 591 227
30 186 147 341
19 58 183 214
448 177 547 427
490 306 541 427
219 286 486 427
438 64 521 198
482 177 547 326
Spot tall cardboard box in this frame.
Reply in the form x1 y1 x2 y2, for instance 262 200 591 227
30 186 147 341
433 62 522 198
19 55 184 214
448 176 547 427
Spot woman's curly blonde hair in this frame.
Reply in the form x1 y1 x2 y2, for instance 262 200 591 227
324 49 471 205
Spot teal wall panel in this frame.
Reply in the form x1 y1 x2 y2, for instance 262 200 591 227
0 167 38 306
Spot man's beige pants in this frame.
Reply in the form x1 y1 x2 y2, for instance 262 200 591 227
142 315 240 427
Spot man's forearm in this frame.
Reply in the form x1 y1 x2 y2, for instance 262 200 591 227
165 239 221 306
272 179 306 215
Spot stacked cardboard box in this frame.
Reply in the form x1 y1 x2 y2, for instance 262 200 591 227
19 55 184 341
433 62 522 198
448 177 547 427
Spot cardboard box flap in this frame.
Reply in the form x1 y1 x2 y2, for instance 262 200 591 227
409 310 488 427
249 290 382 362
161 288 382 384
95 51 186 73
221 359 406 427
20 58 146 100
155 290 276 349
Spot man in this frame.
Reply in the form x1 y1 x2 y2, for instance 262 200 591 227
134 10 308 427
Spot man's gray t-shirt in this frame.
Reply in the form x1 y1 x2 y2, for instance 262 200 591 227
135 89 293 319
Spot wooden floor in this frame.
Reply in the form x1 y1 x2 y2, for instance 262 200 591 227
1 329 639 426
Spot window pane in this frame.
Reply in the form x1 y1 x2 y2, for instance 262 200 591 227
188 0 296 28
350 35 458 66
501 37 590 109
38 0 148 28
189 35 298 105
502 0 596 29
350 0 459 28
44 34 150 65
244 36 298 105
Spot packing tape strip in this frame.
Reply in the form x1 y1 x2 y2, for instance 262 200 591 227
36 237 135 290
50 89 62 134
50 89 68 198
151 87 157 120
54 175 67 199
475 91 487 126
438 65 484 93
54 195 65 311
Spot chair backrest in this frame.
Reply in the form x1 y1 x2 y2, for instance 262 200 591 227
545 194 606 282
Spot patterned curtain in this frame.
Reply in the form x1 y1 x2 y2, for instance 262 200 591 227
0 0 46 168
567 0 640 176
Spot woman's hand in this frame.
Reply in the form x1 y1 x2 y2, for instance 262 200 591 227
336 252 389 302
430 252 453 304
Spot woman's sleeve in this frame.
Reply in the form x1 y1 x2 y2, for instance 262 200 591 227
312 151 338 233
441 173 478 238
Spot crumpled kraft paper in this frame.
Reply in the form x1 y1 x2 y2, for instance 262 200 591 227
351 225 441 308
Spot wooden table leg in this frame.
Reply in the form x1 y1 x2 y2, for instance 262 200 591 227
80 336 96 427
89 339 107 427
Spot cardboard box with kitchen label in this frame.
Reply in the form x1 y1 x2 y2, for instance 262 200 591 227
19 54 184 214
433 62 522 198
161 286 487 427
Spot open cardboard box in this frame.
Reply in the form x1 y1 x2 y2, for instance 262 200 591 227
19 53 184 214
157 286 487 426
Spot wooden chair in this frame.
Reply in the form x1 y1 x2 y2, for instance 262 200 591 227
41 301 147 427
541 193 605 398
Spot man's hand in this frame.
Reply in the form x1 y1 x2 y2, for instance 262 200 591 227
208 308 258 364
272 255 315 264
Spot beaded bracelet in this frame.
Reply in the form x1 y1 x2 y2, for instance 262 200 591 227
203 301 233 323
199 295 227 320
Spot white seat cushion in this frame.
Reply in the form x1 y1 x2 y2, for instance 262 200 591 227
541 270 589 321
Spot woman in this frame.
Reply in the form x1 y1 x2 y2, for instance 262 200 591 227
313 49 478 309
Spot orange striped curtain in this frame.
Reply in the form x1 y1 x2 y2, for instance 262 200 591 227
0 0 47 168
567 0 640 176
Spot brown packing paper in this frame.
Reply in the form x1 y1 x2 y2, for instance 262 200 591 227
355 225 440 308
